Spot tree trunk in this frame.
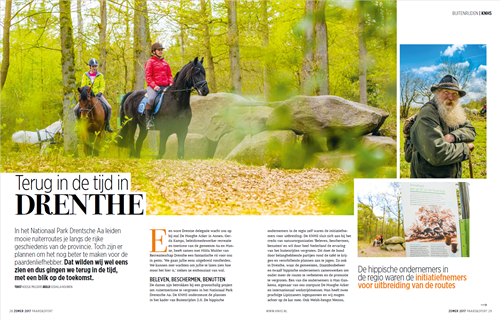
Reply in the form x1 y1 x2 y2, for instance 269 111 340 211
227 0 242 94
301 0 314 95
132 1 149 91
77 0 83 69
59 0 78 156
313 0 329 95
180 0 185 65
200 0 217 92
358 1 367 104
397 201 401 237
261 0 270 100
123 3 131 93
99 0 107 82
381 207 386 236
1 0 12 91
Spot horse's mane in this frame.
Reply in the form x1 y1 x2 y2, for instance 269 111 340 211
172 63 192 87
172 59 204 87
80 85 95 101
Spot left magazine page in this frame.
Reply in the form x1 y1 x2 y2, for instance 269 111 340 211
1 1 397 319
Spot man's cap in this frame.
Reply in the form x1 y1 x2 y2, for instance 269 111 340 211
431 74 466 97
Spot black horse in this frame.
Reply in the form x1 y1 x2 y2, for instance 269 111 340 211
118 57 209 159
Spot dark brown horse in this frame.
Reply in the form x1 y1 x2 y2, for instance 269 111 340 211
78 86 106 156
117 57 209 159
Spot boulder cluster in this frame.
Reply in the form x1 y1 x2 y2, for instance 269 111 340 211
163 93 396 169
380 236 406 251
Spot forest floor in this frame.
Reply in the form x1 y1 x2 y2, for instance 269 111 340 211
1 153 347 215
358 241 406 257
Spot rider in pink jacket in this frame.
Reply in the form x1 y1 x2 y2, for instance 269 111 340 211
144 42 173 130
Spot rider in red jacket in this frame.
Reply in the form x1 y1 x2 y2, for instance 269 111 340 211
145 42 173 130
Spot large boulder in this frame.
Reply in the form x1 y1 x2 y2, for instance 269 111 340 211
205 106 273 142
189 93 249 134
384 236 405 244
305 151 356 169
385 244 405 252
225 130 298 168
163 133 210 160
362 135 397 165
213 131 246 159
266 95 389 138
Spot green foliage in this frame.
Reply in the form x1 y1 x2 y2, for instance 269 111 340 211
462 97 486 111
1 0 396 143
321 130 396 215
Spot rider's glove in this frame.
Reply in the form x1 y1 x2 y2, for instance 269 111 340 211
96 93 102 97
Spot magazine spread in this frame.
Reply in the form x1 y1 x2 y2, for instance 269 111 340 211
1 1 499 319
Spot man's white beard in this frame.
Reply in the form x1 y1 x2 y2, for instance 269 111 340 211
434 95 467 128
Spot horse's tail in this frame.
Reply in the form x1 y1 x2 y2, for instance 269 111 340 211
117 91 134 148
119 91 134 127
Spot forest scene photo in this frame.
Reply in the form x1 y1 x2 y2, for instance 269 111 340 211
1 1 397 215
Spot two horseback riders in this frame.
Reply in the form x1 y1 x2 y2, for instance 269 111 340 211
74 58 113 133
75 42 173 132
76 40 209 158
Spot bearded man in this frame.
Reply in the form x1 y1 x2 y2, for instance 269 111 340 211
409 75 476 178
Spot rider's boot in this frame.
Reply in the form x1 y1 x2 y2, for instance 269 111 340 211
105 121 114 133
105 107 114 132
145 104 155 130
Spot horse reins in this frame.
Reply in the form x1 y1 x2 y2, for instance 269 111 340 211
80 97 100 119
168 72 208 93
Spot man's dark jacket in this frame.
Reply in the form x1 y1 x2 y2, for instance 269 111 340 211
409 101 476 178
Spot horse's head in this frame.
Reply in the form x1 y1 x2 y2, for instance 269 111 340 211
48 120 63 136
77 86 95 120
186 57 209 96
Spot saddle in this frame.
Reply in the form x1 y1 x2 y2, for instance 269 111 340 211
139 86 169 115
152 86 169 107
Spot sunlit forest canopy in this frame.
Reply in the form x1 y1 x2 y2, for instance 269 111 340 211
1 0 396 138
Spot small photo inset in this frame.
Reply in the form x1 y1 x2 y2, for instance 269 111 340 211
400 44 486 179
357 180 470 257
357 180 406 258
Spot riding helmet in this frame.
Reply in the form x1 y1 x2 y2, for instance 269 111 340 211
151 42 165 53
88 58 98 66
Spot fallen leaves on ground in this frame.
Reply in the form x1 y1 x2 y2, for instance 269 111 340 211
147 160 345 215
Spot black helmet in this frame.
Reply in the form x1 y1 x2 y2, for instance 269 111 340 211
151 42 165 53
88 58 98 66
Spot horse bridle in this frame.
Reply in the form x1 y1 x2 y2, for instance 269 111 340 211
80 96 99 117
169 69 208 93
